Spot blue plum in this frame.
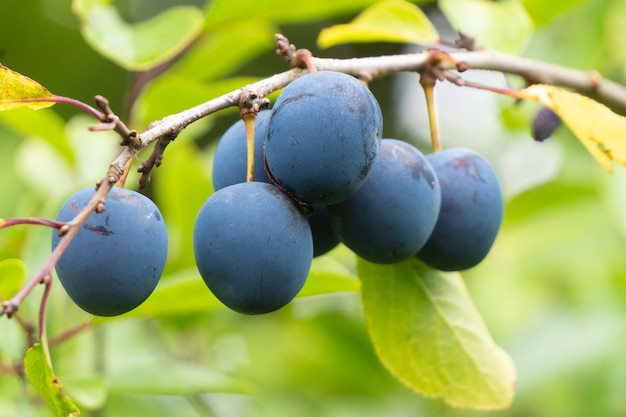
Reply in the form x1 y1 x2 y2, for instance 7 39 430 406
416 148 503 271
212 109 272 190
51 187 168 316
264 71 382 205
327 139 441 264
532 107 561 141
211 109 338 257
193 182 313 314
308 205 340 257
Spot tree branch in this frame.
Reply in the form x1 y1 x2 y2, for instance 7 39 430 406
134 45 626 161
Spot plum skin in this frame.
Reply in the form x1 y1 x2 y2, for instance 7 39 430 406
211 109 339 257
264 71 382 205
51 187 168 316
416 148 503 271
327 139 441 264
193 182 313 314
308 205 340 257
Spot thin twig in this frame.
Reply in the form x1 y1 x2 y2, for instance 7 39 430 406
49 321 94 349
0 217 65 230
134 44 626 159
137 132 178 189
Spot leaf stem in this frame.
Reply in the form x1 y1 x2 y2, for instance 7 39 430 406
0 217 66 230
51 96 105 120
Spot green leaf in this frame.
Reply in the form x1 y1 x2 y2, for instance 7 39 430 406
521 0 588 26
104 256 360 321
299 255 361 296
110 272 222 320
62 374 107 411
0 108 74 164
439 0 533 53
0 65 56 111
15 136 76 201
205 0 431 27
0 258 26 301
358 258 516 410
106 361 251 396
318 0 438 48
73 0 204 71
167 20 276 82
24 344 80 417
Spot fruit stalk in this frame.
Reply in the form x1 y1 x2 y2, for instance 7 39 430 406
244 114 256 182
423 83 441 152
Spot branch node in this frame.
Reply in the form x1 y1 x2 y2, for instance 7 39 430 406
137 132 178 189
420 50 448 87
293 49 317 72
1 300 17 318
456 61 469 73
275 33 317 71
454 31 480 51
589 70 603 92
40 274 52 285
275 33 297 63
58 224 71 237
353 71 375 86
95 201 106 213
239 89 270 120
443 71 466 86
94 95 139 147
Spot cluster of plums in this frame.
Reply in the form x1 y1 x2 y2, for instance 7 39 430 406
51 71 503 317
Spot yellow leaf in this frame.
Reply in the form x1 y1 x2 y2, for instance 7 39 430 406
318 0 439 49
520 84 626 171
0 64 56 111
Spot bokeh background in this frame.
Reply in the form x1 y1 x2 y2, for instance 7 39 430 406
1 0 626 416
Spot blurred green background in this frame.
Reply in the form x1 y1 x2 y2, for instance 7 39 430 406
1 0 626 416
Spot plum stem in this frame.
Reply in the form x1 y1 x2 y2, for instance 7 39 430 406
238 89 270 183
243 115 256 182
422 83 441 152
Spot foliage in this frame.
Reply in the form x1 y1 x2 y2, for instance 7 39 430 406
24 344 80 417
318 0 439 48
0 66 55 111
1 1 626 416
359 259 515 409
519 84 626 171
